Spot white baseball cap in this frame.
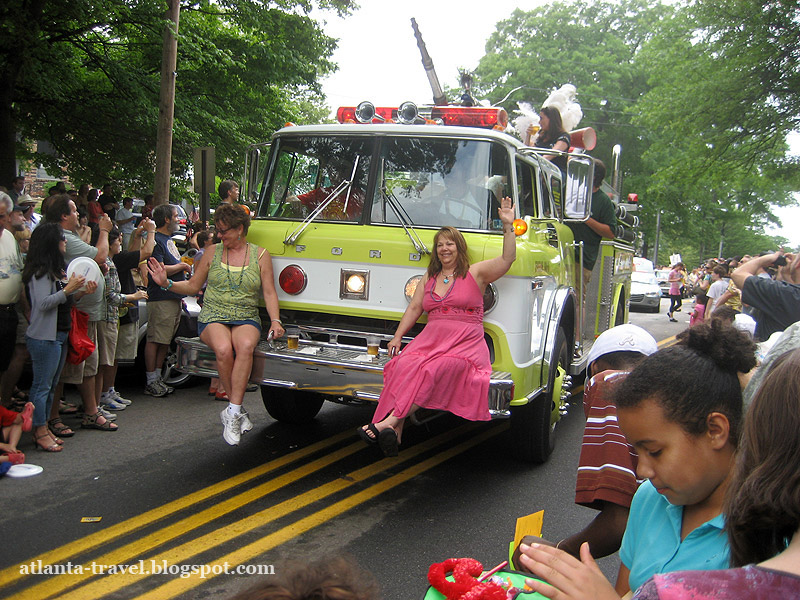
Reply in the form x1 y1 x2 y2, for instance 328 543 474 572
586 324 658 368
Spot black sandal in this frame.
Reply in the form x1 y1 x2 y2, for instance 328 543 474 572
378 428 399 457
8 397 27 412
59 401 79 415
48 418 75 438
357 424 380 445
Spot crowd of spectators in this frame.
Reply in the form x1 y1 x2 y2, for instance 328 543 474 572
657 253 799 341
5 174 800 597
0 178 214 463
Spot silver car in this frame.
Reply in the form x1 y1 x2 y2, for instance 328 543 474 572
629 271 662 313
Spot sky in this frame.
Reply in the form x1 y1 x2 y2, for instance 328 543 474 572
315 0 800 248
316 0 547 109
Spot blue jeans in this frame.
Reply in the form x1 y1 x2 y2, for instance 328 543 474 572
26 332 69 428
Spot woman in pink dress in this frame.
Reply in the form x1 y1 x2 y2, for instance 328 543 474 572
358 197 516 456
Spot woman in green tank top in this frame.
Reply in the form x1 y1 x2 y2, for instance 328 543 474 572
147 204 284 446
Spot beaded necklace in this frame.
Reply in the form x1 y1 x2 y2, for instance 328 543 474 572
223 243 248 291
429 272 456 302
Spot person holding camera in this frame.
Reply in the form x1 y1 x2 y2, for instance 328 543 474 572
731 251 800 341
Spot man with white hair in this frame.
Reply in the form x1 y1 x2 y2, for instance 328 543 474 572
16 195 40 231
0 202 31 408
0 193 24 399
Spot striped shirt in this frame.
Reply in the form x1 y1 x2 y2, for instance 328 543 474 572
575 370 640 509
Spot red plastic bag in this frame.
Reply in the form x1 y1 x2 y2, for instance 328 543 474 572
67 307 95 365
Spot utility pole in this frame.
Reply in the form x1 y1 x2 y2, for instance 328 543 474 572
153 0 180 206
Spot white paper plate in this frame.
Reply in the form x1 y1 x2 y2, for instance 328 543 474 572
66 256 104 291
6 463 44 478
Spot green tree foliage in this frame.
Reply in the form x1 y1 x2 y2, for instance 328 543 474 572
473 0 673 175
0 0 354 197
473 0 799 261
632 0 800 259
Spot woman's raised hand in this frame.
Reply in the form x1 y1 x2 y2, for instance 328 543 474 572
147 257 167 286
64 273 86 295
497 196 515 226
84 280 98 295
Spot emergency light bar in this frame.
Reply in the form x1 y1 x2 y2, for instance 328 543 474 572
337 101 508 130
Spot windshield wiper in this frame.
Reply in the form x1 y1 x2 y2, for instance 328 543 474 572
381 184 430 255
284 156 360 246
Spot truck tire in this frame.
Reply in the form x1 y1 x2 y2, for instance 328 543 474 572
511 327 570 463
261 387 325 424
615 296 626 325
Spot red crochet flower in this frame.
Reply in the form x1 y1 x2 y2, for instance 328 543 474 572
428 558 508 600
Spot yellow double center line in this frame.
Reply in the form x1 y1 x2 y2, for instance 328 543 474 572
4 422 508 600
0 429 355 591
658 334 678 348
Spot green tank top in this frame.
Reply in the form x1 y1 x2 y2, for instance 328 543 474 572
198 243 263 324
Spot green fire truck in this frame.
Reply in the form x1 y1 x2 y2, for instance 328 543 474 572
176 102 634 462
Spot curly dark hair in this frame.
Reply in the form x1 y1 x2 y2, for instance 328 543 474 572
215 202 251 235
228 555 379 600
725 348 800 567
22 223 66 283
614 320 756 446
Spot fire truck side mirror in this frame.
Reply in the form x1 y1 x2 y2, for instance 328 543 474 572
563 155 594 222
246 147 261 203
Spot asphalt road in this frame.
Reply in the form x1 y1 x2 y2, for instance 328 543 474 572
0 300 680 600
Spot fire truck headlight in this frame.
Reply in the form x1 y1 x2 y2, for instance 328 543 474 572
340 269 370 300
483 283 498 314
404 275 423 303
513 219 528 236
279 264 307 295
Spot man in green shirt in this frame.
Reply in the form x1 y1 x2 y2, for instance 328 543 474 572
568 159 617 290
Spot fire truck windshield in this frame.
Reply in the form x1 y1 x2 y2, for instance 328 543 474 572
257 135 511 232
258 136 372 222
372 137 510 231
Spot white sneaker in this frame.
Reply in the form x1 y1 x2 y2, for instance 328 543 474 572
240 409 253 434
220 408 243 446
109 390 132 405
101 396 127 411
98 406 117 421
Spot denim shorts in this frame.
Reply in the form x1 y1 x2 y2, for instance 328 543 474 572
197 319 261 336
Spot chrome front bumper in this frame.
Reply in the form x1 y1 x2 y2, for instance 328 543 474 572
175 331 515 417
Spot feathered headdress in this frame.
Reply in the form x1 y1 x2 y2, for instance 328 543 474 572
512 84 583 139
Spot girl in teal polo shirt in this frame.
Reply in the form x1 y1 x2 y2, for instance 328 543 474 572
518 320 756 598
